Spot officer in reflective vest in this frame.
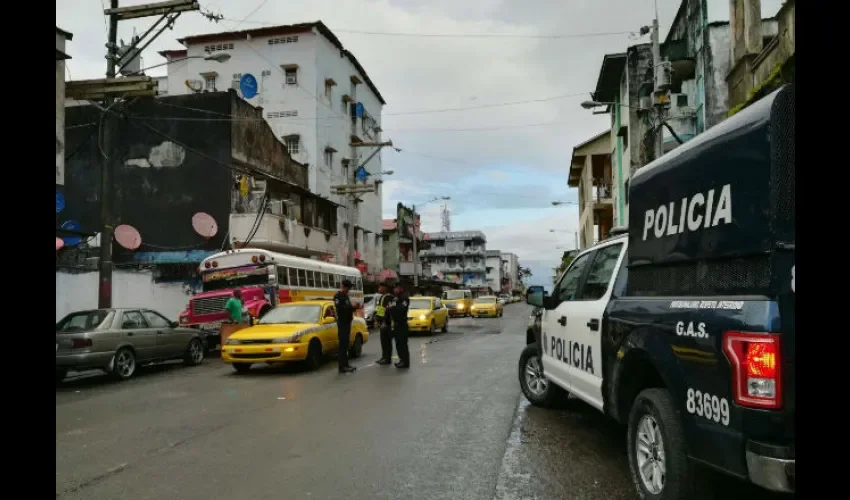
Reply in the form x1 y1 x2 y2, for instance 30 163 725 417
375 282 396 365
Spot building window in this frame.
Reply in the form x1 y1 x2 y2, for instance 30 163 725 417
283 135 300 155
324 149 334 168
324 78 336 100
285 68 298 85
204 75 217 91
231 73 242 90
677 94 688 107
268 110 298 118
204 43 234 53
268 36 299 45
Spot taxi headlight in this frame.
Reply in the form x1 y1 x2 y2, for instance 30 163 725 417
471 306 477 310
419 314 426 321
226 338 242 345
272 333 302 344
457 304 464 309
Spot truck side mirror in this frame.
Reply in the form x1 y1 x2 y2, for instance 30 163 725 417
526 286 545 307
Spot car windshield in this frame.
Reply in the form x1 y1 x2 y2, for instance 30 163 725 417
57 310 114 333
475 297 497 304
443 291 466 300
258 305 321 325
409 299 432 310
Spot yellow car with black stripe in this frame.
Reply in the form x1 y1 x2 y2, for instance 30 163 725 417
406 296 449 334
471 296 503 318
221 300 368 373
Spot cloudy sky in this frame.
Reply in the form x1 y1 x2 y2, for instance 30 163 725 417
57 0 783 289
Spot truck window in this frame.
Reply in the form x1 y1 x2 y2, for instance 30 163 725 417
581 243 624 300
553 253 591 304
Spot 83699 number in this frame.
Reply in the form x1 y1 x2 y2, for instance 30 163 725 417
686 388 730 426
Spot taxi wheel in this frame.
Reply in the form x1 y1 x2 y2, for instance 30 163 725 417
306 339 324 370
441 318 449 333
232 363 252 374
349 334 363 359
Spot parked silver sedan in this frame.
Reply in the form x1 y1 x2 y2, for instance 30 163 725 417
56 308 206 383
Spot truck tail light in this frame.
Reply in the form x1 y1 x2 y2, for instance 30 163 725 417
71 338 92 349
722 331 782 409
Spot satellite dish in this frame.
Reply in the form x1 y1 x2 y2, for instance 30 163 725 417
60 220 82 246
192 212 218 238
56 238 65 251
114 224 142 250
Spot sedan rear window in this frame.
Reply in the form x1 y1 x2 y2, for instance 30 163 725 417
56 310 114 333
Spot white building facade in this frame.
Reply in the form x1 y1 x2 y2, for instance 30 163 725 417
501 252 521 293
485 250 503 293
158 22 386 275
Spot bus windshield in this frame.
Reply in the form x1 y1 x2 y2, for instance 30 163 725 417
202 265 272 292
443 290 466 300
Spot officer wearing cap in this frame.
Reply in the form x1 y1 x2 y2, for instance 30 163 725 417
334 279 356 373
388 282 411 369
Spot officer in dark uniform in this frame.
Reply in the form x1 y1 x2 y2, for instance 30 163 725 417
334 279 356 373
388 283 411 369
375 282 396 365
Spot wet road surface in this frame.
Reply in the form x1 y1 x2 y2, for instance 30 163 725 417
57 305 792 500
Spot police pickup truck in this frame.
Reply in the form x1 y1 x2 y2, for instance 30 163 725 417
520 84 794 499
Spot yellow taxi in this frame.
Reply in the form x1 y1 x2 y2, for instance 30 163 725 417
406 296 449 334
470 295 503 318
221 300 369 373
442 289 474 317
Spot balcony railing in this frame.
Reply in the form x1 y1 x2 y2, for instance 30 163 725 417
594 184 613 202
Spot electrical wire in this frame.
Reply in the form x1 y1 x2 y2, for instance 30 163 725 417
218 17 637 40
230 0 270 31
242 191 270 247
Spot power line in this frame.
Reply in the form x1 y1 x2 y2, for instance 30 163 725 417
230 0 269 31
219 17 637 39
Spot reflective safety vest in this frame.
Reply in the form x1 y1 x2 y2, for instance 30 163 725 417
375 293 387 317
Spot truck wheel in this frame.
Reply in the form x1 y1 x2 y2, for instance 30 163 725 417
627 388 699 500
518 343 568 408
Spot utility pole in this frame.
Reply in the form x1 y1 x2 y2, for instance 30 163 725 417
94 0 198 308
331 140 393 268
412 204 419 288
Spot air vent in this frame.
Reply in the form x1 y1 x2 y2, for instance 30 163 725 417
267 110 298 118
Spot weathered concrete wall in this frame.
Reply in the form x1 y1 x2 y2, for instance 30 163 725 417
64 94 236 258
626 44 653 168
56 269 196 322
705 24 731 128
230 90 308 188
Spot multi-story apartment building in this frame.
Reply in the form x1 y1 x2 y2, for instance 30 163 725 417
157 21 386 275
568 130 614 248
501 252 521 293
419 231 488 292
485 250 503 294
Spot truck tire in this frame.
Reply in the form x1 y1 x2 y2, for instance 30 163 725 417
627 388 704 500
518 343 569 408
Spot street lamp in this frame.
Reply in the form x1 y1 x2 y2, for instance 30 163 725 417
580 100 647 111
411 196 451 287
130 52 232 75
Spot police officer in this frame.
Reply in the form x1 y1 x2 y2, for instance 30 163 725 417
375 282 395 365
334 279 356 373
388 283 411 369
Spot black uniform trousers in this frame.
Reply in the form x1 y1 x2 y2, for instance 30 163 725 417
379 318 393 359
393 325 410 364
337 320 352 369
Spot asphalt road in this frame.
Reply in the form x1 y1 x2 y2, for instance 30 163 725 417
57 305 792 500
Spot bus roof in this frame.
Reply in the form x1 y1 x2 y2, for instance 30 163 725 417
200 248 362 276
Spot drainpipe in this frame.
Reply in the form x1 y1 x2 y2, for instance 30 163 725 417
615 95 625 226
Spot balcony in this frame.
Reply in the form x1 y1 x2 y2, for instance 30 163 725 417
229 213 339 258
463 246 485 256
419 247 447 257
662 94 697 153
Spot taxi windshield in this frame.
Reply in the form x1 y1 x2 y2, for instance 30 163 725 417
408 299 432 310
475 297 497 304
444 291 466 300
259 305 321 325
